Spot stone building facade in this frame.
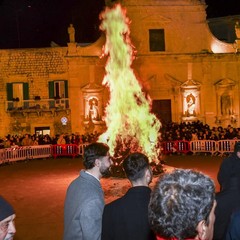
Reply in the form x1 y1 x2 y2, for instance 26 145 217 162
0 0 240 137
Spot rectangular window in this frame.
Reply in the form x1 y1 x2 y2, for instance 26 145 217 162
48 80 68 99
48 80 69 108
13 83 23 100
6 82 29 110
149 29 165 52
54 81 65 98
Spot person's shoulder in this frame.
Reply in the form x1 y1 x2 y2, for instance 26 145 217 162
105 195 125 210
222 154 236 163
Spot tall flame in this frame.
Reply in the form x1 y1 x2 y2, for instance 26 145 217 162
98 4 161 162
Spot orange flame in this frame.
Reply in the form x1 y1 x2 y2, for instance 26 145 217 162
98 4 161 162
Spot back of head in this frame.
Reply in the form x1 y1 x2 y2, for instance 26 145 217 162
234 142 240 154
83 142 109 170
123 152 149 182
0 196 15 221
148 169 215 239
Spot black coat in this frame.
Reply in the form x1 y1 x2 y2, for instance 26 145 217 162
101 186 155 240
213 178 240 240
225 209 240 240
217 153 240 191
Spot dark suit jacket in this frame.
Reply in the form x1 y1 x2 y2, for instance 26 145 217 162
101 186 155 240
225 209 240 240
213 178 240 240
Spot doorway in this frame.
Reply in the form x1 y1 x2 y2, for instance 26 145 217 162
152 99 172 125
35 127 50 136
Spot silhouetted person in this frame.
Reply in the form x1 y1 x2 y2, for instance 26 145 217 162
214 176 240 239
218 141 240 191
102 152 155 240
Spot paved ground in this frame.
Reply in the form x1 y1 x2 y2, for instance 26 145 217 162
0 154 224 240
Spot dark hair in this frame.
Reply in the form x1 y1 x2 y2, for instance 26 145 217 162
148 169 215 240
0 196 15 221
122 152 149 181
234 141 240 153
83 142 110 169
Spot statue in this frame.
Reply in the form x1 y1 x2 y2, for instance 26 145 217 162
221 94 232 116
68 24 75 43
235 21 240 40
185 93 196 117
88 98 99 120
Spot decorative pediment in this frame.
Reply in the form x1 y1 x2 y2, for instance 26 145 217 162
164 74 183 85
181 79 201 89
214 78 236 87
81 83 104 93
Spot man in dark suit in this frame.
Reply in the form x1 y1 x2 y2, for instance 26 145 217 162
101 152 155 240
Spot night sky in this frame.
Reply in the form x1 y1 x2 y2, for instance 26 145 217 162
0 0 239 49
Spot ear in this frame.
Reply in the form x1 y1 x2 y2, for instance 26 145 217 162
196 220 207 240
94 158 101 168
145 168 152 184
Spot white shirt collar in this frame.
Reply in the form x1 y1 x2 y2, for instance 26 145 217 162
85 170 100 182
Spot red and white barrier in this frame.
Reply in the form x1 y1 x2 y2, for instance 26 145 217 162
51 144 79 159
161 141 190 154
1 140 240 165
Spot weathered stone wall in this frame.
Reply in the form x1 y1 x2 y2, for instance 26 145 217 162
0 48 70 137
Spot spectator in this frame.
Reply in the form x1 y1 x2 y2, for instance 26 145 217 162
225 209 240 240
0 196 16 240
63 142 113 240
57 134 66 145
0 138 4 149
225 127 237 139
148 169 216 240
101 152 155 240
217 141 240 191
213 176 240 239
21 134 33 146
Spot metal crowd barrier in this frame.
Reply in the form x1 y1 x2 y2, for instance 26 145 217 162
51 144 79 159
161 141 190 155
78 143 88 156
1 140 239 165
0 145 52 164
0 144 89 164
190 140 217 155
0 149 6 164
217 140 238 155
162 139 240 156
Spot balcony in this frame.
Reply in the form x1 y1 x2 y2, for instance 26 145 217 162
6 98 70 116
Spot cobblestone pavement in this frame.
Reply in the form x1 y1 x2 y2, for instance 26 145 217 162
0 154 223 240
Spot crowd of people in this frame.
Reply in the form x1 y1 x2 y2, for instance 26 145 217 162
1 121 240 151
0 131 100 149
1 141 240 240
161 121 240 141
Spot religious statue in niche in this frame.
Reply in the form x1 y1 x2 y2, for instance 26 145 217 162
221 94 232 116
68 24 75 43
185 93 196 117
235 21 240 39
88 98 100 121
